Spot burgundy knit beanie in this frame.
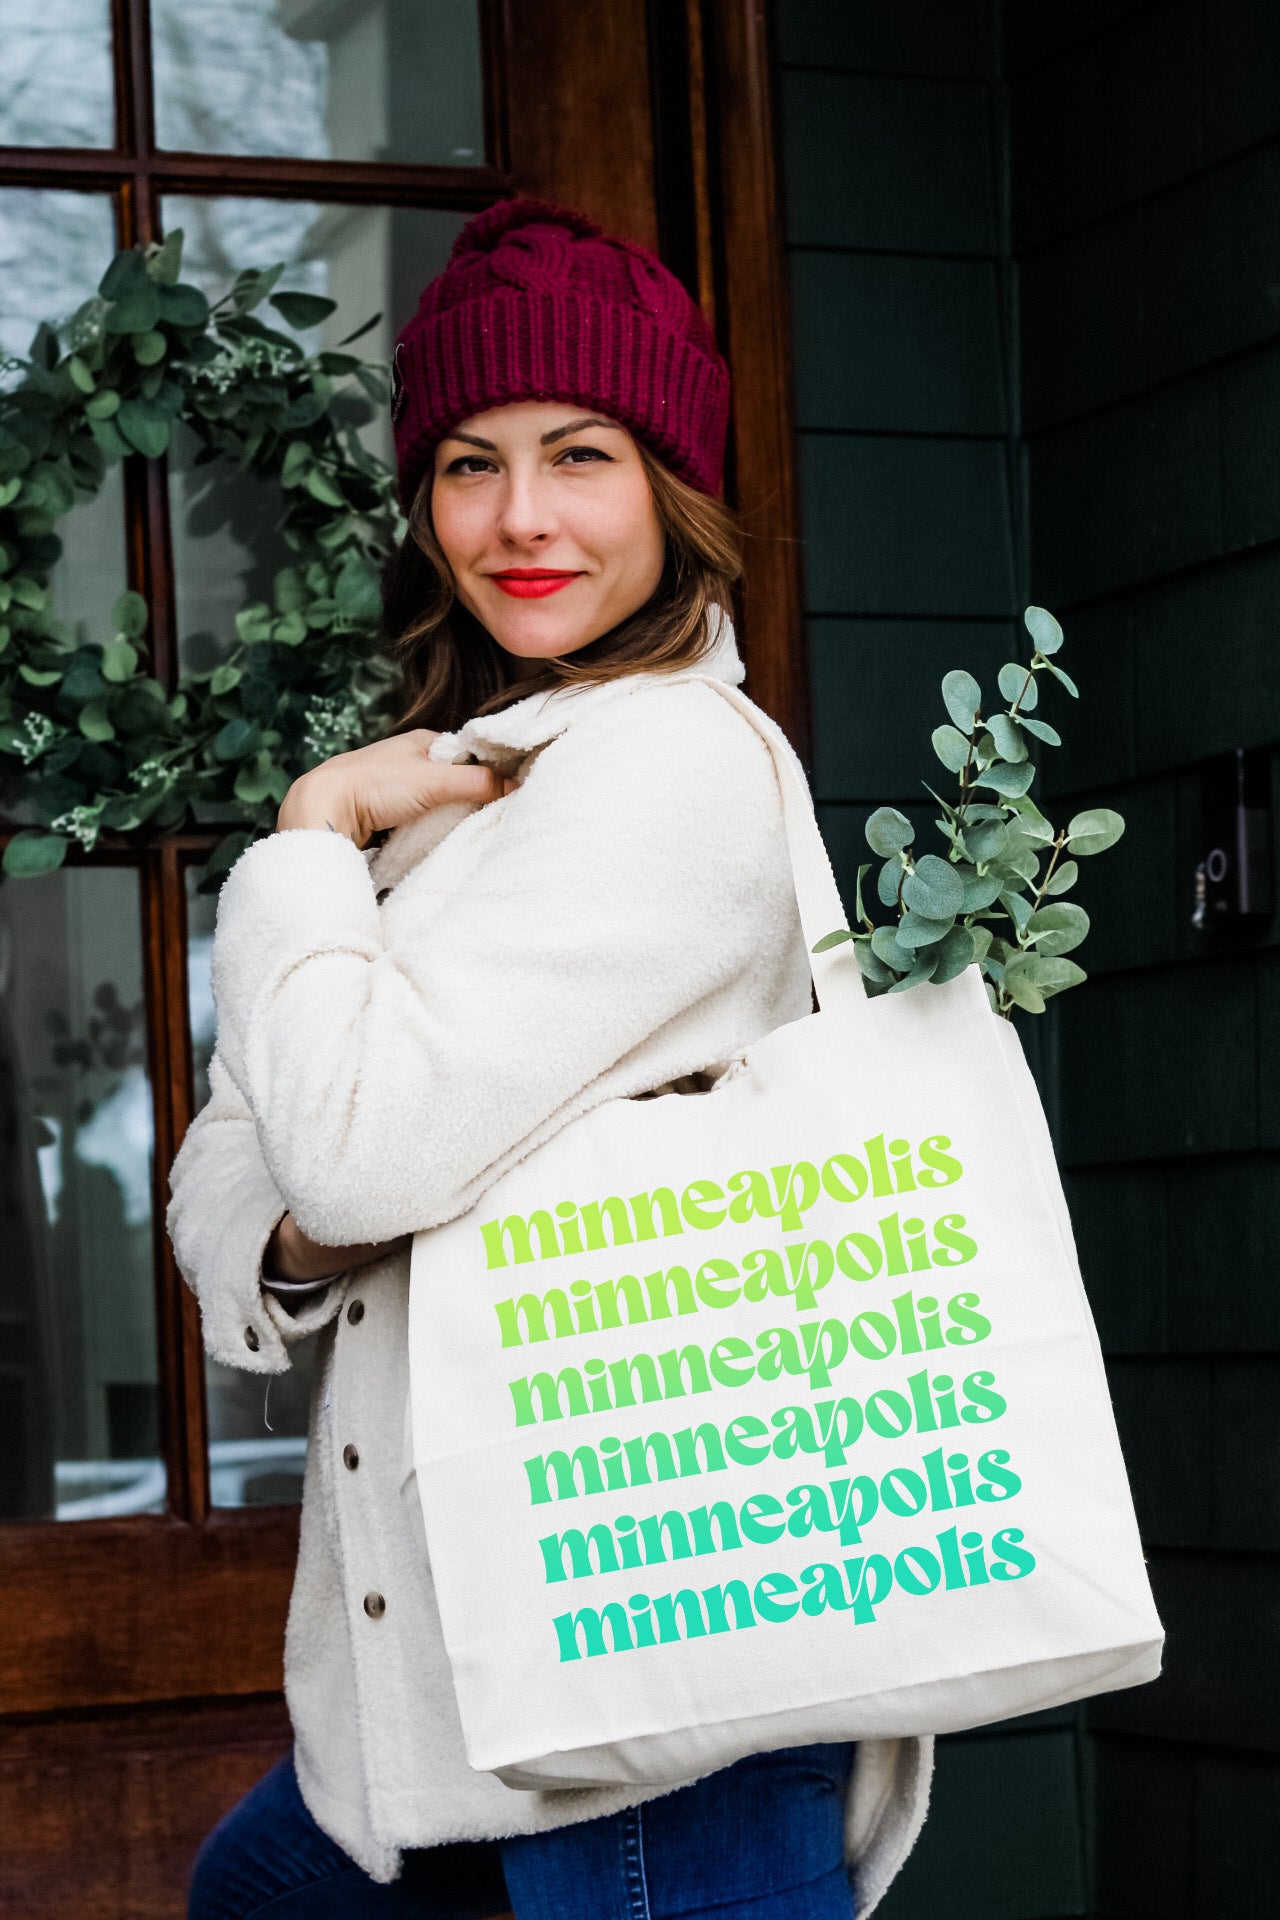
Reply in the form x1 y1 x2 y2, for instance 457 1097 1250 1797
391 198 730 506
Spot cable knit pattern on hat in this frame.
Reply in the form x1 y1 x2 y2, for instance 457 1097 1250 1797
392 198 731 504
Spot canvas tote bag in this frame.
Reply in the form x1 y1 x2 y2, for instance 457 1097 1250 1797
408 674 1163 1791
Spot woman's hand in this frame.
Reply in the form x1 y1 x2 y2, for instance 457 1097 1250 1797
264 1211 410 1284
277 730 516 846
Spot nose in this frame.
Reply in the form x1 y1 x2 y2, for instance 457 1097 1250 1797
495 464 557 549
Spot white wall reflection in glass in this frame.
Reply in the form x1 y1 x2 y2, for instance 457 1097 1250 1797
0 0 114 149
151 0 484 167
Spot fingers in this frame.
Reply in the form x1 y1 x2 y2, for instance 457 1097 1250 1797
445 763 508 802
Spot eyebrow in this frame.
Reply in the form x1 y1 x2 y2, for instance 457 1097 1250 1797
443 416 621 452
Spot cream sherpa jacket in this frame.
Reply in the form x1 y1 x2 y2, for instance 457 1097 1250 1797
166 613 932 1911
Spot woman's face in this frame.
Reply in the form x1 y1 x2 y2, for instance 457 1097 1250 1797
430 400 666 671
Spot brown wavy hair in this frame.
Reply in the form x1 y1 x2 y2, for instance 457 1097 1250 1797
383 441 744 735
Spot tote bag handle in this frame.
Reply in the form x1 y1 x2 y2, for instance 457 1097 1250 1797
686 675 866 1017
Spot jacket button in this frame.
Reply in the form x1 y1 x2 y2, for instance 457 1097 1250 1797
347 1299 365 1325
363 1591 386 1620
244 1325 260 1352
343 1444 359 1471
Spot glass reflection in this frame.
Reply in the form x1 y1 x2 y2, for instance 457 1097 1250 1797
0 189 117 375
0 866 166 1520
152 0 484 167
0 0 114 150
163 196 463 673
185 865 318 1506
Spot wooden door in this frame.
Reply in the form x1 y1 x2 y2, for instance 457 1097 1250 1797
0 4 799 1912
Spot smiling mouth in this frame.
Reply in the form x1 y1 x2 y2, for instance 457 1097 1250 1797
487 569 584 599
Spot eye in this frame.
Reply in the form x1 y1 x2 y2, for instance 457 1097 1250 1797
556 444 613 466
444 454 497 476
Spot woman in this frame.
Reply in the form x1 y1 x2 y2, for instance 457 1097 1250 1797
170 199 932 1920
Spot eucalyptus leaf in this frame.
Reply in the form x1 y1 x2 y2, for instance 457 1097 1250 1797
104 287 161 335
966 819 1007 864
213 717 261 761
210 664 242 696
973 759 1036 798
147 230 184 286
1019 715 1061 746
1067 806 1125 856
133 330 167 365
931 923 975 983
1027 901 1090 956
853 861 871 927
901 852 964 919
117 399 169 457
1001 889 1032 935
998 660 1037 710
941 669 982 733
854 941 896 987
1007 952 1086 1000
931 724 971 772
865 806 915 857
272 290 339 331
1002 954 1046 1014
1043 658 1079 697
871 924 914 973
1044 858 1079 895
334 552 381 622
813 928 855 951
985 711 1027 763
113 590 148 638
3 829 67 876
99 249 149 301
305 467 345 508
899 909 955 949
1024 605 1064 655
960 869 1003 911
967 924 994 965
1007 797 1055 842
234 604 273 644
888 949 940 993
100 638 138 683
157 283 210 328
876 858 903 908
78 700 115 742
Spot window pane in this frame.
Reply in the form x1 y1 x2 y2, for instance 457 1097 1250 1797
152 0 484 166
0 866 166 1521
0 0 114 150
0 189 117 373
162 196 464 675
0 191 127 826
185 867 319 1506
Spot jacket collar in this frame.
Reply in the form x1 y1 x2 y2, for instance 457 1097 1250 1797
427 605 745 767
368 610 746 891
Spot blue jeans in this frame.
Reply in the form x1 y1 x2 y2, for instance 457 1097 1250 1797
188 1744 856 1919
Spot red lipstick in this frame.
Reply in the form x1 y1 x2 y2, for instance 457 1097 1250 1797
488 569 582 599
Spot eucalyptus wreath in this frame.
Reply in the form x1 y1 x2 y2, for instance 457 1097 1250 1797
813 606 1126 1017
0 229 400 882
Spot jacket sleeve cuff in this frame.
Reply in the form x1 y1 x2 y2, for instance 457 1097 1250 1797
261 1274 349 1343
211 829 383 1095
